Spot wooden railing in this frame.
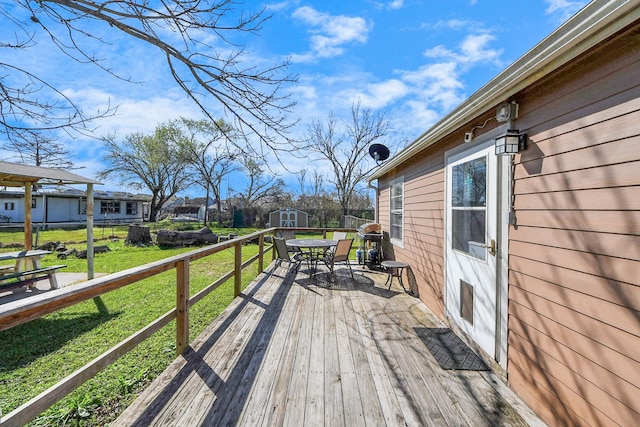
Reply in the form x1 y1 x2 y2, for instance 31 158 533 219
0 227 356 426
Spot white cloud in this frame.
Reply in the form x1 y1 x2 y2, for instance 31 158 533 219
424 33 502 67
404 100 441 128
459 33 502 65
290 6 371 63
342 79 410 109
544 0 589 23
61 87 204 138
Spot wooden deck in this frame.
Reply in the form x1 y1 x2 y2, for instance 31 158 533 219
112 262 545 426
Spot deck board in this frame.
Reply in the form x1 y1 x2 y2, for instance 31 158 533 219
112 264 546 427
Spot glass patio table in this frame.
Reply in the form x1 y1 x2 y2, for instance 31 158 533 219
285 238 337 277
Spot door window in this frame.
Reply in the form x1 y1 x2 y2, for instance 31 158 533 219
451 156 487 261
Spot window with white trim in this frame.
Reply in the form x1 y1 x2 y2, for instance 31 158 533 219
389 176 404 244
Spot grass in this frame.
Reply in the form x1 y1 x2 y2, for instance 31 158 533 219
0 225 265 426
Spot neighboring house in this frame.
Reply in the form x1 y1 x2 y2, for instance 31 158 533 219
369 2 639 426
0 188 149 224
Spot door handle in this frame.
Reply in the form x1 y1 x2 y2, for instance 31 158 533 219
476 239 496 256
487 239 496 256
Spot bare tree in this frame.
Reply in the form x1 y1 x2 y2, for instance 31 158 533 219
1 130 76 169
307 102 389 217
98 123 191 221
176 118 240 225
233 156 284 207
1 1 298 156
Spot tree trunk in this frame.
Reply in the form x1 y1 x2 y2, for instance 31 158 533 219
126 224 152 245
156 227 218 247
77 245 110 259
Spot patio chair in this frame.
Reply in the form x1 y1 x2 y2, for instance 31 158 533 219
324 231 348 257
273 237 303 272
277 230 298 253
332 231 348 240
322 238 354 279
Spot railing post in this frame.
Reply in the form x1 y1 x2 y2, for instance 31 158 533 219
258 233 264 272
176 259 190 355
234 241 242 297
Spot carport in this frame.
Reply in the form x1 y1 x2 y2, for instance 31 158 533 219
0 161 102 278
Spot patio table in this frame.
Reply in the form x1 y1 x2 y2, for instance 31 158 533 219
285 238 337 277
0 249 62 290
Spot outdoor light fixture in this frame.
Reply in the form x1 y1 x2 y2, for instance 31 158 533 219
495 129 527 155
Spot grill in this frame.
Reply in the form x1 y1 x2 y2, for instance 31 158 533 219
356 223 383 267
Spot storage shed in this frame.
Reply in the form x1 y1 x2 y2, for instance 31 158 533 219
268 208 308 228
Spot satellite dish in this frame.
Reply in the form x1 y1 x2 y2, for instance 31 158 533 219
368 143 390 163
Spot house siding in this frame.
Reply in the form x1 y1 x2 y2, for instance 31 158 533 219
379 141 458 318
507 25 640 426
376 21 640 427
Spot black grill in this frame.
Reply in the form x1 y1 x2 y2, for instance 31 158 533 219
356 223 383 267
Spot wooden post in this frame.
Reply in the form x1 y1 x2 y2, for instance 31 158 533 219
258 233 264 272
176 259 190 355
86 183 95 280
234 241 242 297
24 182 32 250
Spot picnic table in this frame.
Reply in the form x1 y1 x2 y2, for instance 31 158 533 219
0 250 65 291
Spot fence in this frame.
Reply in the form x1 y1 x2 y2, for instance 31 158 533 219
0 227 355 426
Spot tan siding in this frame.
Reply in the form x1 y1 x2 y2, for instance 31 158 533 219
509 248 640 311
510 226 640 262
515 187 640 211
516 159 640 194
508 348 619 427
379 145 448 318
514 209 640 235
509 299 640 397
509 336 639 426
506 27 640 427
510 241 640 288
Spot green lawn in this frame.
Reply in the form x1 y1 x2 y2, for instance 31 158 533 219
0 226 266 426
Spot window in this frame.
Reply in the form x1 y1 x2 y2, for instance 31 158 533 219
78 199 87 215
31 198 37 208
126 202 138 215
451 156 487 261
4 202 15 211
100 201 121 214
389 176 404 244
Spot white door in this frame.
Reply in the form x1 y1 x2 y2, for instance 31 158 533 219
280 211 296 227
445 141 498 357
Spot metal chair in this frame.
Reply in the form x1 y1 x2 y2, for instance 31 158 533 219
273 237 302 272
332 231 348 240
323 239 354 279
277 230 298 253
324 231 348 257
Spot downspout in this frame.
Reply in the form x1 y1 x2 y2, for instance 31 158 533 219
368 180 378 223
24 182 32 250
87 183 94 280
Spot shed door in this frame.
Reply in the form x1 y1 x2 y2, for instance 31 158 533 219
280 211 296 227
445 142 498 357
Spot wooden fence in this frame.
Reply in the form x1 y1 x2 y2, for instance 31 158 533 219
0 227 356 426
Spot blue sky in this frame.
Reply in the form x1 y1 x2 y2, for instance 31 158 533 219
0 0 589 198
